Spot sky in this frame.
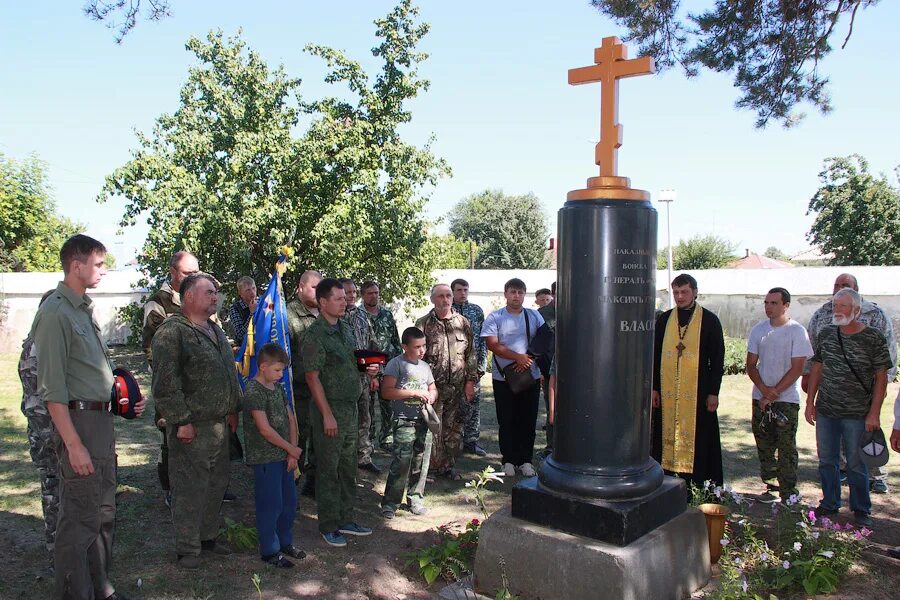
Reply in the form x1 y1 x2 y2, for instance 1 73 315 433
2 1 899 265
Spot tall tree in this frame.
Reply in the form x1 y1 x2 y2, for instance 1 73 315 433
763 246 790 261
591 1 882 128
99 1 449 300
806 154 900 266
0 153 82 271
448 189 550 269
657 234 737 270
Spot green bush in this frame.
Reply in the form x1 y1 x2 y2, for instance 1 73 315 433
117 301 145 348
724 337 747 375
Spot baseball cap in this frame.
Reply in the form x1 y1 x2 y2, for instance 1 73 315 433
859 428 889 468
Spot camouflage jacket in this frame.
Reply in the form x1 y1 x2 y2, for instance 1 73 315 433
453 301 487 373
286 299 318 376
142 281 180 362
301 316 362 415
19 334 46 417
151 312 242 426
341 305 377 351
415 309 477 388
538 300 557 331
365 305 402 360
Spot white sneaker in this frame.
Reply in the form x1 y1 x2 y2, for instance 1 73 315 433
503 462 516 477
519 463 536 477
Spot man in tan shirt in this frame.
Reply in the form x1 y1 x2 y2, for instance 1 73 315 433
33 234 146 600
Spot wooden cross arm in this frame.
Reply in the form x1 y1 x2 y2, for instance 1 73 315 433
568 56 656 85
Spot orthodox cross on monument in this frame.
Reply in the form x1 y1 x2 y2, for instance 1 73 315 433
567 37 655 201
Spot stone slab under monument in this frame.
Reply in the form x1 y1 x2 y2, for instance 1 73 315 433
472 36 710 599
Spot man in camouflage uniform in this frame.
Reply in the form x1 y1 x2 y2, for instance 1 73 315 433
416 284 477 478
338 278 382 473
151 273 242 569
142 250 199 504
18 289 58 570
361 281 402 451
302 278 375 546
287 269 322 496
802 273 897 493
537 281 557 453
451 278 488 457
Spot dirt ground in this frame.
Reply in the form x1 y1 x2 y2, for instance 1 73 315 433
0 349 898 599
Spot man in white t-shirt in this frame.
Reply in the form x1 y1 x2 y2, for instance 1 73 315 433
482 278 544 478
746 287 814 502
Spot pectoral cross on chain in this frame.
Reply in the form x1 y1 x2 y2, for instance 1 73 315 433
568 37 655 178
676 341 686 358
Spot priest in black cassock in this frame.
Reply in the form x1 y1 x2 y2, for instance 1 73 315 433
651 273 725 487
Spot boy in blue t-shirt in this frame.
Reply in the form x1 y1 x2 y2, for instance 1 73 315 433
380 327 437 519
243 343 305 568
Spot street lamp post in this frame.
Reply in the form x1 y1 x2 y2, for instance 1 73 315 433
658 189 676 308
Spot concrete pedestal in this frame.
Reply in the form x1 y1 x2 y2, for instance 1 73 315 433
474 506 710 600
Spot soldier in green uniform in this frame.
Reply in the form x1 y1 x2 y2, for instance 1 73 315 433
18 290 57 571
338 277 381 473
451 278 488 457
287 269 322 496
415 284 477 479
151 273 242 569
360 281 402 451
142 250 199 505
33 234 146 600
302 278 375 547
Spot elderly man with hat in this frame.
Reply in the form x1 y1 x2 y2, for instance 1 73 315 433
804 288 892 528
32 234 146 600
151 273 242 568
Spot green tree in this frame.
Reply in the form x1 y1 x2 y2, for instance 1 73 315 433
763 246 790 261
806 154 900 266
591 1 882 128
657 234 736 270
448 189 550 269
99 1 449 300
425 232 477 269
0 153 82 272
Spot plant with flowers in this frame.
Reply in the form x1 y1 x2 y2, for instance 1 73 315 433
689 479 746 510
711 495 871 598
407 467 505 585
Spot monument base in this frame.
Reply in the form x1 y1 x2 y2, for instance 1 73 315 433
512 475 687 546
474 505 710 600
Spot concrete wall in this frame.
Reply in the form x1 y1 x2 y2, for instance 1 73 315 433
2 266 899 352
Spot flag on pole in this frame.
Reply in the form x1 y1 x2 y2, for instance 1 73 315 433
234 248 294 412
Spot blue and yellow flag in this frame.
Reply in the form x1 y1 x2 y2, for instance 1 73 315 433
235 248 294 412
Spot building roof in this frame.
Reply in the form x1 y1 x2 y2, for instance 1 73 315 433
729 253 794 269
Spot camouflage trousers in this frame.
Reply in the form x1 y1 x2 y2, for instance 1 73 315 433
24 408 59 557
382 418 432 511
430 383 464 474
167 419 229 557
311 404 357 534
460 380 482 446
357 377 375 464
751 401 800 497
293 386 316 473
369 385 394 449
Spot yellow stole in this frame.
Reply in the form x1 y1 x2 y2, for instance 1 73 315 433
660 305 703 474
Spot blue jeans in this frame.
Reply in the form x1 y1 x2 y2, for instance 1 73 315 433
815 414 870 514
253 461 297 556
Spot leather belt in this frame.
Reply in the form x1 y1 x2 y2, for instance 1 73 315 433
68 400 109 411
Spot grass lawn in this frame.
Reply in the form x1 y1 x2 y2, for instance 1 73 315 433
0 350 897 599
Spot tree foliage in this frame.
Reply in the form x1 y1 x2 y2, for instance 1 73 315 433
99 1 450 300
448 189 550 269
0 153 83 272
84 0 172 43
657 234 737 270
763 246 790 261
806 154 900 266
591 1 881 128
426 232 476 269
